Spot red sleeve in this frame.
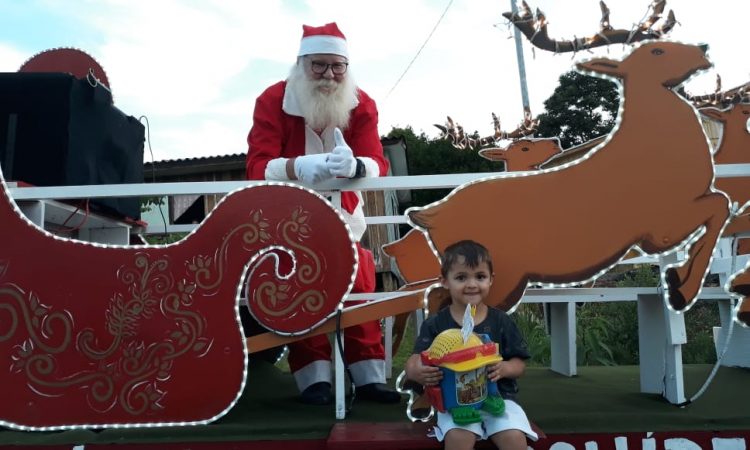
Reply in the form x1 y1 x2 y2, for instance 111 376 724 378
245 82 286 180
345 90 390 177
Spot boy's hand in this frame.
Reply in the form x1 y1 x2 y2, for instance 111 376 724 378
487 357 525 381
418 365 443 386
487 361 504 382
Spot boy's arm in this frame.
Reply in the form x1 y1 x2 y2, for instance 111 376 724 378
405 354 421 380
487 356 526 382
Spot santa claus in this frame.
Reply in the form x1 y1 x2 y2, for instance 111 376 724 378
245 22 400 405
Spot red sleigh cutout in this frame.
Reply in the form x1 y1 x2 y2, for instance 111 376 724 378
0 174 355 429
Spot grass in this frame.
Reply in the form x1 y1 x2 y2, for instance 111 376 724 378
392 314 417 376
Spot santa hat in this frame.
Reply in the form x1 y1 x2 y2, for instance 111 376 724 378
298 22 349 58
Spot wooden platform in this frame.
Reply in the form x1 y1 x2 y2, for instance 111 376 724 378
0 363 747 449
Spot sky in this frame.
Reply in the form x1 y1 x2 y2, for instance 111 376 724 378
1 0 749 163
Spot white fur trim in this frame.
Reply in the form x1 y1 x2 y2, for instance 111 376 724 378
358 156 382 178
305 127 328 154
293 360 332 392
299 35 348 57
319 127 337 152
342 192 367 241
282 85 303 117
265 158 292 180
348 359 386 386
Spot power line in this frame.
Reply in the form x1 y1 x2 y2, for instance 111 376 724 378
384 0 454 100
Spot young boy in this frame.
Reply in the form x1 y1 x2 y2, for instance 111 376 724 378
405 240 537 450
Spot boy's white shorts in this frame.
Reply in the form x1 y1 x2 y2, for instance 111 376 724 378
432 399 539 442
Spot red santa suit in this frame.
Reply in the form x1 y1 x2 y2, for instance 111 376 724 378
246 80 390 392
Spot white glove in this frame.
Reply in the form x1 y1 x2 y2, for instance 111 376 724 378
327 128 358 178
294 153 333 184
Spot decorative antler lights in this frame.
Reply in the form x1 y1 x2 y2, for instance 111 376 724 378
434 113 540 151
502 0 677 54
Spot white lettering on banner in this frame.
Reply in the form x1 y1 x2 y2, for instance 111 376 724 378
550 442 576 450
713 438 747 450
535 436 748 450
666 438 704 450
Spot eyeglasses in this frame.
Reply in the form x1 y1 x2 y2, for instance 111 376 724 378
309 60 349 75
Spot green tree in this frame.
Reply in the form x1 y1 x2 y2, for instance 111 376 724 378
536 71 620 148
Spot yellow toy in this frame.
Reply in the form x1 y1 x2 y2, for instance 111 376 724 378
421 329 505 425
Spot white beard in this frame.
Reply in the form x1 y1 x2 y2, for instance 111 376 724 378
287 63 358 131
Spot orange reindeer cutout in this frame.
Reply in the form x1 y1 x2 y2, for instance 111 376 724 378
407 41 730 313
383 138 565 352
700 104 750 241
383 229 441 291
479 138 563 171
699 103 750 326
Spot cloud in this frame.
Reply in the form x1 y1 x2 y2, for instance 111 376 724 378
0 43 28 71
2 0 750 161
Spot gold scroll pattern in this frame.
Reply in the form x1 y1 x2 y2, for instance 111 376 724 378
188 209 271 292
1 206 323 416
253 206 326 318
2 208 271 416
5 253 211 415
1 285 73 358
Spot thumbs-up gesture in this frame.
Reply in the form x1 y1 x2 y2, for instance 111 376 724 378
327 128 358 178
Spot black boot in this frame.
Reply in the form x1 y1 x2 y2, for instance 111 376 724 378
300 382 333 405
355 383 402 403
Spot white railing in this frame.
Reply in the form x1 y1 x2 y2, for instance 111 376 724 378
9 164 750 417
12 163 750 201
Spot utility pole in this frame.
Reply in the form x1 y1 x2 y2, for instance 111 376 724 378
509 0 531 117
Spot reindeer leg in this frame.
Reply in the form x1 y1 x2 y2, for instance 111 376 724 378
664 193 730 310
729 270 750 327
737 299 750 327
724 219 750 327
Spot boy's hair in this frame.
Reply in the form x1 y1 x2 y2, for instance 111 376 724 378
440 240 494 277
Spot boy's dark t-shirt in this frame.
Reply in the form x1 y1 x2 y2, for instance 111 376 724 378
413 306 530 400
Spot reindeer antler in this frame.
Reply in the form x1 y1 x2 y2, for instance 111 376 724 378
503 0 677 53
501 112 540 140
434 113 540 150
679 75 750 109
434 116 469 149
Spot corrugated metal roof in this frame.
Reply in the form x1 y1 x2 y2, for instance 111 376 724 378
144 153 245 167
